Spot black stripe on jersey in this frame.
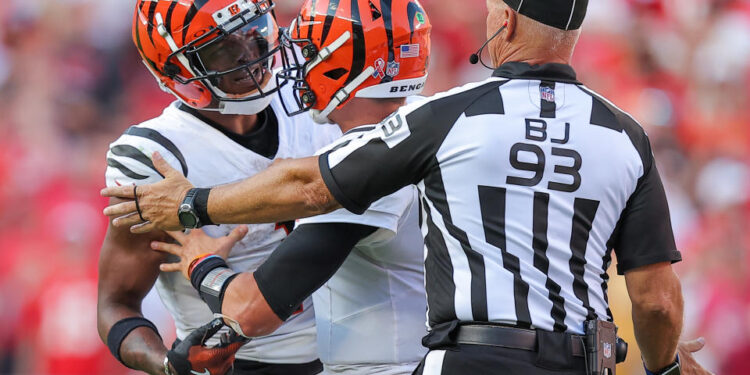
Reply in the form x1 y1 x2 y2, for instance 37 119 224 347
145 1 158 47
569 198 600 320
540 81 556 118
427 169 488 322
422 198 458 326
599 250 614 320
110 145 164 178
124 126 189 177
577 86 652 168
107 158 149 180
346 0 366 85
380 0 396 83
319 0 341 47
464 81 508 117
588 92 619 132
478 186 531 327
531 192 567 332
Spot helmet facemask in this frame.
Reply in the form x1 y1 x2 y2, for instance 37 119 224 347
276 21 324 118
161 0 282 114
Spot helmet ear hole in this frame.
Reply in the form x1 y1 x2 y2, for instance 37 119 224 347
323 68 349 80
301 44 318 59
163 63 181 78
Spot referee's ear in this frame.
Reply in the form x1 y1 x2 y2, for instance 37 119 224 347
502 6 517 41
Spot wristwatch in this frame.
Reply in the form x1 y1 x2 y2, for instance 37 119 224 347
178 188 201 229
645 355 680 375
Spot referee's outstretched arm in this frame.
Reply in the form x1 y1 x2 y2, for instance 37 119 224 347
625 262 683 372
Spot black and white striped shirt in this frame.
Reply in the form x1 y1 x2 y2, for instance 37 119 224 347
318 62 681 334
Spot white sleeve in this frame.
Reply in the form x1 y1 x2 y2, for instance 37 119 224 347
298 186 417 245
104 128 185 188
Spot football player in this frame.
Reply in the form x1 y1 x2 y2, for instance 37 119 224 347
97 1 339 374
148 0 433 374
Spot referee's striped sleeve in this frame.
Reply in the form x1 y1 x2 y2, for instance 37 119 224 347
320 81 507 213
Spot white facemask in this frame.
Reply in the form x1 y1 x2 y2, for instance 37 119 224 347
217 77 277 115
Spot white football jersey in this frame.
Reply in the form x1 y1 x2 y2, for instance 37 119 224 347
104 84 341 363
298 126 427 373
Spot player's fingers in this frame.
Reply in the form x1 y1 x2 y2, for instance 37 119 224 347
131 221 156 234
159 262 182 273
680 337 706 353
103 201 137 218
226 225 249 243
152 151 183 179
164 230 188 242
111 212 143 228
151 241 181 255
101 185 136 199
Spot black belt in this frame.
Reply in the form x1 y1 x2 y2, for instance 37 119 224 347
456 324 585 357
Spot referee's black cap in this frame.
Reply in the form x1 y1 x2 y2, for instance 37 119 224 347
501 0 589 30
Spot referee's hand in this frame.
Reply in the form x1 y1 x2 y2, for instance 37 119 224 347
677 337 714 375
102 151 193 233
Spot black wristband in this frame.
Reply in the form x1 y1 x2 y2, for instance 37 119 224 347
193 188 214 226
190 256 228 290
200 270 240 313
106 317 161 368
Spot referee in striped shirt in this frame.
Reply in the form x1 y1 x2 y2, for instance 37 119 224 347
104 0 711 374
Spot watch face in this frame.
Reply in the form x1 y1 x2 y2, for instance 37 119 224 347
178 211 198 228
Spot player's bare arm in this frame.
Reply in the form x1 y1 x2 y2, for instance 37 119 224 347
624 262 683 373
152 222 374 338
102 152 339 234
97 197 173 375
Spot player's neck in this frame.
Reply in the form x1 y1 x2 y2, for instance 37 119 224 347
196 110 260 135
330 97 406 134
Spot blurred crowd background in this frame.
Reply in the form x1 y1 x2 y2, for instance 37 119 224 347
0 0 748 373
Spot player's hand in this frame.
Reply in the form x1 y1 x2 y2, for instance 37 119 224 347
167 318 249 375
101 152 193 234
151 225 249 280
677 337 714 375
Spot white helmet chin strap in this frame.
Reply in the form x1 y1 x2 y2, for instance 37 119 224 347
155 13 196 77
311 66 375 124
305 31 351 75
215 77 277 115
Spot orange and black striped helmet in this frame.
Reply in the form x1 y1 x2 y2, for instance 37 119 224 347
277 0 431 123
133 0 282 114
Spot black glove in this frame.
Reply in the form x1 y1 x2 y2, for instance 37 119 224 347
167 318 249 375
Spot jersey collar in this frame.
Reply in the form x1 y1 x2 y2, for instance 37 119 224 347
492 62 581 84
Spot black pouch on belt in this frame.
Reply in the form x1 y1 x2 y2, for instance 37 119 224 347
535 330 578 370
422 320 461 350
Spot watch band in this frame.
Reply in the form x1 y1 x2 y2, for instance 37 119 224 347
193 188 214 226
645 354 680 375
